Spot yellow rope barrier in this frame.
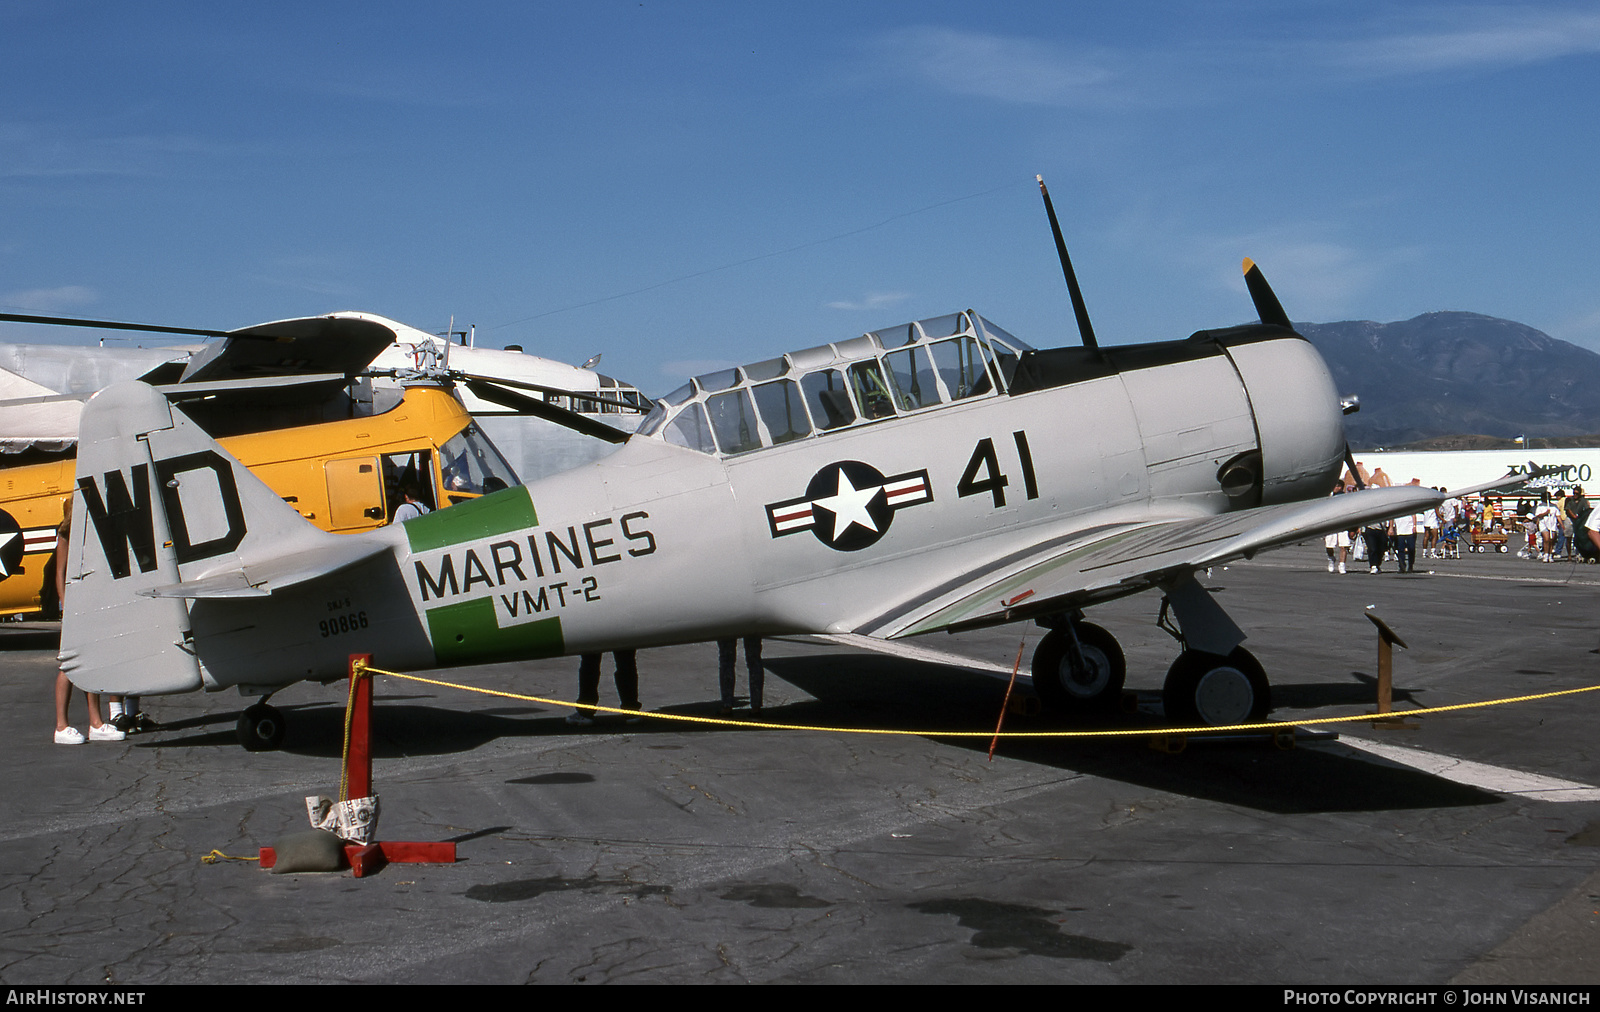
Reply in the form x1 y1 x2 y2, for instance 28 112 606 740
357 663 1600 740
200 849 259 864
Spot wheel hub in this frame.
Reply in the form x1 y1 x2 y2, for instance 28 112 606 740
1192 666 1255 725
1060 647 1110 697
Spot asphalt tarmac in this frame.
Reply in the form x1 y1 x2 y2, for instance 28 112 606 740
3 544 1598 985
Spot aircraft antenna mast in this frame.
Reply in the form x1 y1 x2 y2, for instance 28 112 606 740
1036 175 1100 352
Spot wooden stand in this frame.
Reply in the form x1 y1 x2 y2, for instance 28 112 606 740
1365 613 1418 730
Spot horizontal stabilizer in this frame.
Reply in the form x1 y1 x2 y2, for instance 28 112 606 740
141 536 392 599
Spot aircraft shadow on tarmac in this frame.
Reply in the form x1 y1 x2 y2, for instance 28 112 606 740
0 624 60 651
141 693 576 759
131 653 1499 815
763 654 1501 817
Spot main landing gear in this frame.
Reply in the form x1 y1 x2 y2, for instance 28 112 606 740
1031 572 1272 727
1160 646 1270 726
1031 618 1126 713
237 699 286 751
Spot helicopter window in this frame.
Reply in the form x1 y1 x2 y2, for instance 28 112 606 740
439 423 521 498
751 379 810 445
706 388 762 455
800 368 855 431
663 402 716 454
848 360 897 420
382 451 436 520
928 336 993 401
883 346 942 411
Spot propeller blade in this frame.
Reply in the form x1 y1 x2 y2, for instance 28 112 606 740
1241 258 1293 330
1036 175 1099 351
463 379 631 444
1343 444 1367 490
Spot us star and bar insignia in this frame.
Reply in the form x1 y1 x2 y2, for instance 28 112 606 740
765 460 933 552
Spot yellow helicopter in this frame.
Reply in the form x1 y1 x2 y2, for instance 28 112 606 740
0 381 523 617
0 312 639 618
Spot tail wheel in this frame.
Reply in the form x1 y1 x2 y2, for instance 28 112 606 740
1163 647 1271 726
237 703 286 752
1032 622 1126 712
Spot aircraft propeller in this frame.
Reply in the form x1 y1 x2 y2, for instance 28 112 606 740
1241 258 1293 330
1239 259 1367 491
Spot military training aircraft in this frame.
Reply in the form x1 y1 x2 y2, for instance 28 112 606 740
57 192 1480 748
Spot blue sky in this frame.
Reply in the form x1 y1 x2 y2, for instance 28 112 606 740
4 2 1599 393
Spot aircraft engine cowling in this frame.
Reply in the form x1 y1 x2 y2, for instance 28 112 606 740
1224 334 1347 505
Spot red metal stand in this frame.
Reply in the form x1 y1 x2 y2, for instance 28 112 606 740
259 654 457 877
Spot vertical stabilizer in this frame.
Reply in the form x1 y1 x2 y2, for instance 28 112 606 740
58 381 354 695
59 383 200 693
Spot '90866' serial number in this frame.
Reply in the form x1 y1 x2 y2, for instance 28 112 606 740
320 612 369 638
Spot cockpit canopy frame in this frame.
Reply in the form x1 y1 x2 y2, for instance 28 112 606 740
638 311 1032 457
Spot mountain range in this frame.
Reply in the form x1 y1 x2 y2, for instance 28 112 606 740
1292 312 1600 449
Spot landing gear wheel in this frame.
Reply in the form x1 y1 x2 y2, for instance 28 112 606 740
236 703 286 752
1162 647 1271 727
1032 622 1126 713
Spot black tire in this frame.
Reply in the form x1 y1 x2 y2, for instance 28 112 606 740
1032 623 1126 713
237 703 286 752
1162 647 1271 726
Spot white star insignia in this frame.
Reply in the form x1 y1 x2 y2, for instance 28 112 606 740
0 530 16 577
812 469 881 542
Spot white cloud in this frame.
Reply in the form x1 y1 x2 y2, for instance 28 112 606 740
866 27 1133 108
826 291 912 312
1327 7 1600 78
2 285 97 312
0 123 227 180
864 10 1600 112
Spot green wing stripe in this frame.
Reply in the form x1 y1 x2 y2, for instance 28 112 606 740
404 486 538 553
425 596 564 665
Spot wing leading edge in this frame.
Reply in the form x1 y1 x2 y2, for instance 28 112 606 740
858 483 1480 640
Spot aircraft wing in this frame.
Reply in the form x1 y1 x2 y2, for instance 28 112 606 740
859 483 1458 640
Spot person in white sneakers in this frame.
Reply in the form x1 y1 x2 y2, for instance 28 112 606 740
1324 483 1350 574
1534 495 1560 562
50 499 123 744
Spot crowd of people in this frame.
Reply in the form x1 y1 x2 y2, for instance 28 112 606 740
1323 463 1599 575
